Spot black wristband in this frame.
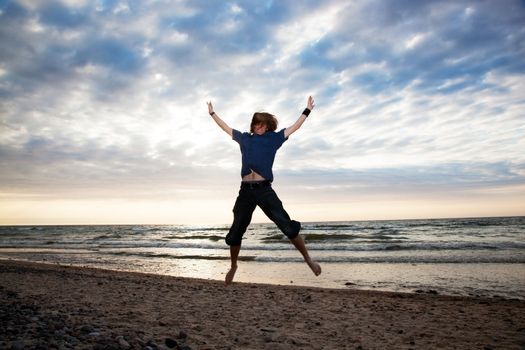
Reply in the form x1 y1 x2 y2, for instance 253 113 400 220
302 108 311 117
210 112 216 116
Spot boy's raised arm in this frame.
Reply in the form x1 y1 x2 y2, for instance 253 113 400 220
207 101 233 138
284 96 315 138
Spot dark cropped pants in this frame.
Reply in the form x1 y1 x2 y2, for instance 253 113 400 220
225 183 301 246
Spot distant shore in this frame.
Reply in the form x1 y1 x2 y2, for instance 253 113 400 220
1 259 524 349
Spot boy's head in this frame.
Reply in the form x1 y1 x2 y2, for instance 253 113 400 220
250 112 278 134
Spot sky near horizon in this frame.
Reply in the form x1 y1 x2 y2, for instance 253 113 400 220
1 0 524 225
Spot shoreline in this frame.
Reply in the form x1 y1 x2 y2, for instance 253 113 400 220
1 259 524 349
2 253 524 300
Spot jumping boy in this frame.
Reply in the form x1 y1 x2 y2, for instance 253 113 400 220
207 96 321 285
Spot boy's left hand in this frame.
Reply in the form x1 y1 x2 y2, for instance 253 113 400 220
307 96 315 110
207 101 214 115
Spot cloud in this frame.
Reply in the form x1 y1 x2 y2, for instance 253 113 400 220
0 0 524 222
39 1 89 28
298 0 525 95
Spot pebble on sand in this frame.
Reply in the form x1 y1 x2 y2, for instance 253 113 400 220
165 337 178 348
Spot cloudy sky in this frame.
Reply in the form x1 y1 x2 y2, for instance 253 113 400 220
1 0 524 225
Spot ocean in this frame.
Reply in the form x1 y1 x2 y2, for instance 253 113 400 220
1 216 524 299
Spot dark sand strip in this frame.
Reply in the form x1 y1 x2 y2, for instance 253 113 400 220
1 259 524 349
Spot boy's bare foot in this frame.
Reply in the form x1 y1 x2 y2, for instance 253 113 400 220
306 258 321 276
225 266 237 285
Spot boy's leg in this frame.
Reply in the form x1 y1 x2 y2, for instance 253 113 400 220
256 187 321 276
290 235 321 276
225 245 240 285
256 187 298 238
225 188 256 285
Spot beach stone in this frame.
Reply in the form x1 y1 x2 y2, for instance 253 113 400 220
294 322 305 329
54 329 66 338
178 330 188 339
80 325 95 334
165 337 178 348
146 340 159 349
10 340 26 350
260 327 278 333
117 336 131 349
67 336 79 345
135 337 147 346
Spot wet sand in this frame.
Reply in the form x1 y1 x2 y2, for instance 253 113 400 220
1 259 524 349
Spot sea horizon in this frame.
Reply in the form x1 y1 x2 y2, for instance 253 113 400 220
2 214 523 227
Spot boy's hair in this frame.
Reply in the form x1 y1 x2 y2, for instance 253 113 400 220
250 112 278 133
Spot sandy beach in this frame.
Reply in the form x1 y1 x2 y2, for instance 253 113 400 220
1 259 524 350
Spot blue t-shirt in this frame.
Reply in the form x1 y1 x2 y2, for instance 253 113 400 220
232 128 288 182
